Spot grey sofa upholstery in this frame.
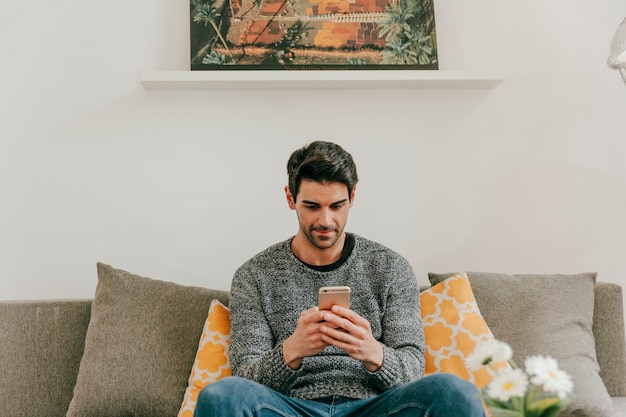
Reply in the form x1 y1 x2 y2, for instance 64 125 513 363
1 281 625 417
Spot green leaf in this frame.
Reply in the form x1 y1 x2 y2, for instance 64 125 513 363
526 397 561 412
537 403 564 417
539 407 564 417
483 397 515 409
485 407 524 417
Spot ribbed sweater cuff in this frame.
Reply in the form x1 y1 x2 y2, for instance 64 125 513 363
262 343 300 393
369 344 402 388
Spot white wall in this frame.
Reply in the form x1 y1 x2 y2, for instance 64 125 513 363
2 0 626 318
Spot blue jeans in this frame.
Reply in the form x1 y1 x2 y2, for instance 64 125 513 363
194 374 485 417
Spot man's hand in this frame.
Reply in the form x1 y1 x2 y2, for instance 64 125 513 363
319 305 384 372
282 307 331 370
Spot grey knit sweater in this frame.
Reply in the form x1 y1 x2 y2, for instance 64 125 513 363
229 233 425 399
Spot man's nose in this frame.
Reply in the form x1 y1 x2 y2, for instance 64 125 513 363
318 208 332 226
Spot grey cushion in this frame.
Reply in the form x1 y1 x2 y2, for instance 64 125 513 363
0 300 91 417
66 263 229 417
594 283 626 398
428 272 619 417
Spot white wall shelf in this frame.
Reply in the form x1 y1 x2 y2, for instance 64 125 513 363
139 69 505 90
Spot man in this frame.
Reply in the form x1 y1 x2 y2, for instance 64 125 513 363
195 141 484 416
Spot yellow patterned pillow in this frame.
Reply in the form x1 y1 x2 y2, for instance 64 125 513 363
420 272 508 388
178 299 231 417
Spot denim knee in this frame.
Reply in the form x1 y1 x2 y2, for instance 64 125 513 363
195 376 250 416
199 376 247 397
420 373 483 415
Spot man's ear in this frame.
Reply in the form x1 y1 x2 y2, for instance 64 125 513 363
285 186 297 210
349 185 356 206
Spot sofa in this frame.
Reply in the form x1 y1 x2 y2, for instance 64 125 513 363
1 263 625 417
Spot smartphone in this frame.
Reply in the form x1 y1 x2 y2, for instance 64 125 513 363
318 286 351 310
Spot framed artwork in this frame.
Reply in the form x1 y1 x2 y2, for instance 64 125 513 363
190 0 438 70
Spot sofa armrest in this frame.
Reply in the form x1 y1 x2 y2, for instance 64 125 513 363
0 299 92 417
593 282 626 397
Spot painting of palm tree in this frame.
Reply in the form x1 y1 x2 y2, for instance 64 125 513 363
190 0 437 69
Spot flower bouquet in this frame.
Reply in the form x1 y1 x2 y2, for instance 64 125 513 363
465 340 573 417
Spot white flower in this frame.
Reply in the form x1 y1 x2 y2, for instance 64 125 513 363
491 341 513 362
525 355 574 399
487 368 529 402
465 340 513 371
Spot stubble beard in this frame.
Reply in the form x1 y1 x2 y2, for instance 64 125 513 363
304 225 342 250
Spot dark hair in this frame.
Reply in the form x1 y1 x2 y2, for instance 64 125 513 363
287 141 359 201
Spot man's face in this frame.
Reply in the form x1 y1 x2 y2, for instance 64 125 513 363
288 179 355 250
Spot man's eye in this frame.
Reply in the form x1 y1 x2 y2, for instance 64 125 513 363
305 206 318 210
